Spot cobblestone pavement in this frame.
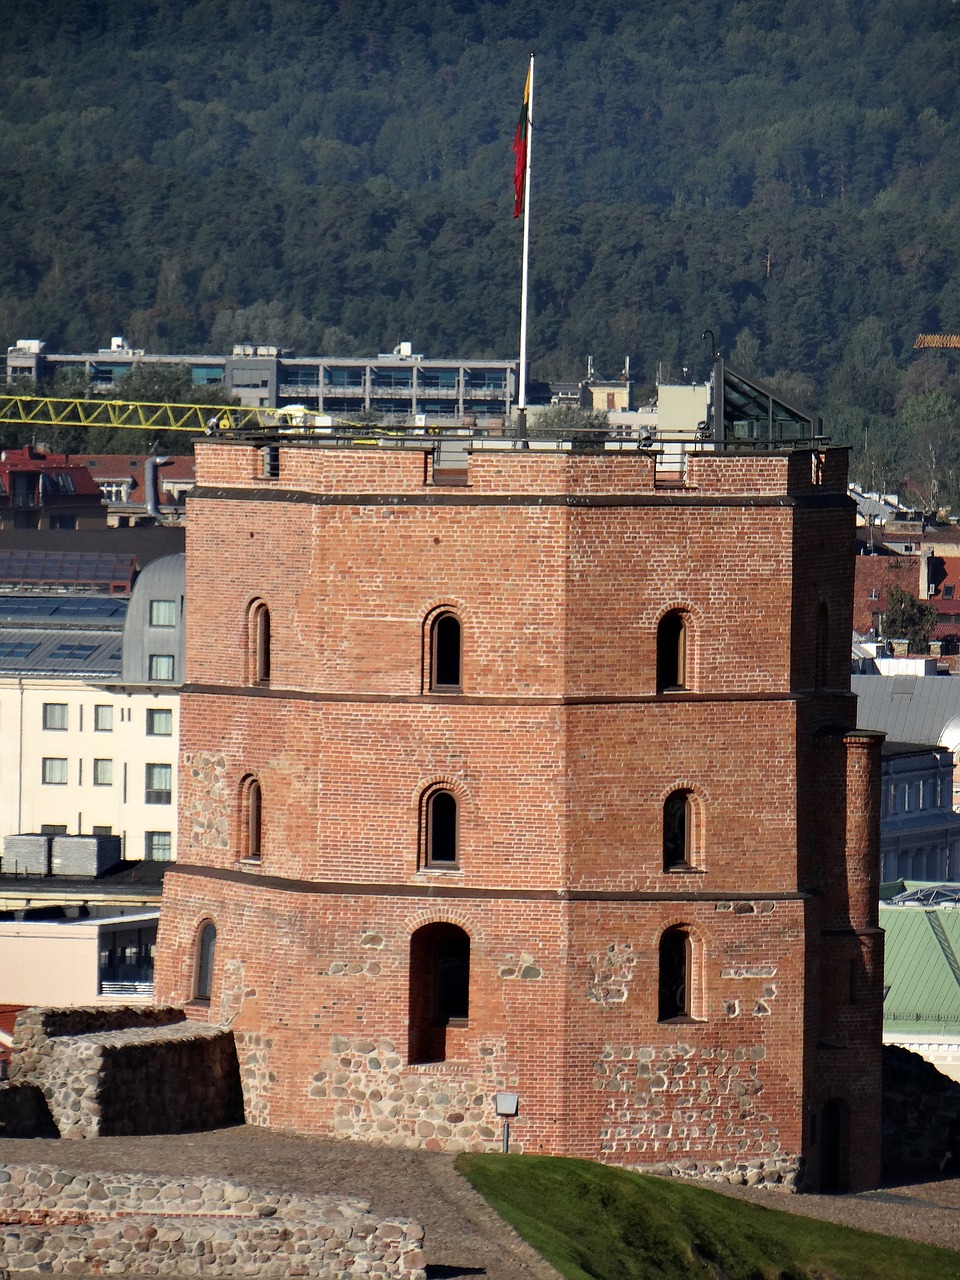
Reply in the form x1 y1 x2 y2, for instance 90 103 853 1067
1 1127 960 1276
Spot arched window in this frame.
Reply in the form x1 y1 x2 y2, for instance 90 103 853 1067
241 777 262 861
195 921 217 1002
408 922 470 1063
251 602 271 684
663 790 695 870
430 612 461 690
425 789 458 867
657 611 688 692
658 927 691 1021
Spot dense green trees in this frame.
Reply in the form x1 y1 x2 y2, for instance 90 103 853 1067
883 587 939 653
1 0 960 486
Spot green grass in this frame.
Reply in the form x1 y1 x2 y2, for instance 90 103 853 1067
456 1152 960 1280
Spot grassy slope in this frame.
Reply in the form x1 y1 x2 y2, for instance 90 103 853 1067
456 1153 960 1280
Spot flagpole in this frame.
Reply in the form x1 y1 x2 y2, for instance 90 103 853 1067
517 54 534 434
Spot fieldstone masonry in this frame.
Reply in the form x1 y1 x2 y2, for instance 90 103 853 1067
0 1164 426 1278
9 1007 243 1138
308 1035 513 1151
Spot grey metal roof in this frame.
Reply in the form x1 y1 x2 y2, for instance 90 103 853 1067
0 597 127 625
853 674 960 748
0 550 135 592
0 593 127 677
121 553 185 686
0 627 122 677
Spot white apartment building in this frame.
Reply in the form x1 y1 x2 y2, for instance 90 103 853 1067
0 679 178 863
0 553 184 863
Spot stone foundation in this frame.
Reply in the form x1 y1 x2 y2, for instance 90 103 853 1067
9 1007 243 1138
307 1034 514 1152
0 1164 425 1278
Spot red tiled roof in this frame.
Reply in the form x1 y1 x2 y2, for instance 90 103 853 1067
0 447 102 498
853 556 919 634
67 455 195 507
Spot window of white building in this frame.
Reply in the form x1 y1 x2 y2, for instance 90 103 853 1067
146 708 173 736
42 757 68 785
42 703 68 730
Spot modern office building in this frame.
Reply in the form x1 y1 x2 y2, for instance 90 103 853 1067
4 338 518 423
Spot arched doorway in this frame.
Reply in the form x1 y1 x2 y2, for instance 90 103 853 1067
820 1098 847 1193
408 923 470 1064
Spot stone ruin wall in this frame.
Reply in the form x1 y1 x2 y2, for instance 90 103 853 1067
0 1163 426 1279
7 1006 243 1138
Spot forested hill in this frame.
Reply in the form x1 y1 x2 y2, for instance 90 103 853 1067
4 0 959 212
4 0 960 499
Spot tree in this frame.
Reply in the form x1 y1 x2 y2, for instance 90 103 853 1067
528 404 610 451
882 585 938 653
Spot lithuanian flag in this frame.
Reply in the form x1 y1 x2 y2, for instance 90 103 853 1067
512 65 531 218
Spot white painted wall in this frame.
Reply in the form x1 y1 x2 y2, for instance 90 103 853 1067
0 677 178 862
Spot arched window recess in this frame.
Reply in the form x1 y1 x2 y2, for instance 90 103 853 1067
657 610 689 693
422 788 459 868
662 789 701 872
408 922 470 1064
657 926 701 1022
429 610 462 691
240 776 262 862
247 600 271 685
195 920 217 1003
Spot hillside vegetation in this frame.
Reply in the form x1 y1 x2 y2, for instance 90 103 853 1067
458 1152 960 1280
3 0 960 496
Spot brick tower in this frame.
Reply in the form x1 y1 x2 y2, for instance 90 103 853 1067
155 435 882 1191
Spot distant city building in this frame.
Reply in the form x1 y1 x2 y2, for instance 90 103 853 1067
0 553 184 863
4 338 519 424
0 446 106 531
855 672 960 810
69 455 195 527
880 741 960 882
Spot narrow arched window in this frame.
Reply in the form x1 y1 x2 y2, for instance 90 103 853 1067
196 921 217 1002
426 790 458 866
408 922 470 1063
431 613 461 689
658 927 690 1021
657 611 687 692
252 602 271 684
663 790 693 870
241 777 262 861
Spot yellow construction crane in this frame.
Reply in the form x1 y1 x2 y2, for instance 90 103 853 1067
914 334 960 350
0 393 280 435
0 394 400 437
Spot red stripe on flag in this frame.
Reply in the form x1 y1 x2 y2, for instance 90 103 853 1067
512 68 530 218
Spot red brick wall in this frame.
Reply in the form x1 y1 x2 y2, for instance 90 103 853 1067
157 442 881 1189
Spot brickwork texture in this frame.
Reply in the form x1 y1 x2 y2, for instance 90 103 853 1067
155 442 883 1191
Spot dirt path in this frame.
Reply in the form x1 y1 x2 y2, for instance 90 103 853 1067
0 1127 561 1280
2 1127 960 1276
